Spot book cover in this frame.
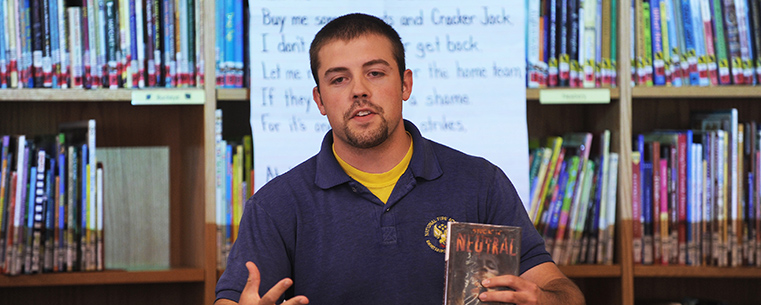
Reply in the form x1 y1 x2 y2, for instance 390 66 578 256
444 222 521 305
632 150 643 264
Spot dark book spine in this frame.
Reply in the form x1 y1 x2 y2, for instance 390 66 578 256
153 0 162 86
42 0 52 87
557 0 569 87
30 0 42 87
567 0 580 87
81 1 92 89
187 0 195 87
749 0 761 82
145 0 156 87
105 0 118 88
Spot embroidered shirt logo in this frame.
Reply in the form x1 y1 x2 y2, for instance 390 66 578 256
424 216 455 253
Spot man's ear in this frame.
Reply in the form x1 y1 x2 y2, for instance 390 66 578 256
313 86 327 115
402 69 413 101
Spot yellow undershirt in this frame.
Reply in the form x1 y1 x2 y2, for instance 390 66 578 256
334 134 413 204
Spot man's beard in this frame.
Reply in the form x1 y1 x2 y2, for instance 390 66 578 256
343 99 389 149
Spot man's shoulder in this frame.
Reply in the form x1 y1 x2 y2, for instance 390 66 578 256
425 138 497 171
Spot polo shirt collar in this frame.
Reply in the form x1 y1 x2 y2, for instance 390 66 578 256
314 120 443 189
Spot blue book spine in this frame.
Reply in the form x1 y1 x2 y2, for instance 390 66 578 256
44 157 54 272
680 0 699 85
81 144 87 239
233 0 243 88
665 0 683 87
215 0 225 87
546 160 569 239
223 0 235 88
22 0 33 88
129 0 138 88
690 0 708 86
642 161 653 256
651 0 666 85
49 0 59 88
748 172 754 249
684 130 693 264
163 0 175 87
57 151 65 263
26 166 38 231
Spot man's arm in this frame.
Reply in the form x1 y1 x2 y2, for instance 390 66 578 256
478 262 585 305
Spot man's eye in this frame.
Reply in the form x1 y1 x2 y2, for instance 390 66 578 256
369 71 384 77
332 77 345 84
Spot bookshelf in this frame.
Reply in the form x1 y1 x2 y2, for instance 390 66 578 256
3 1 761 305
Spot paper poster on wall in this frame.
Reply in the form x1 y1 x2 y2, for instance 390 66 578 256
249 0 530 207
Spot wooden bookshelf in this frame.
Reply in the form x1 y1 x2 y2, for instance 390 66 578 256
0 268 205 287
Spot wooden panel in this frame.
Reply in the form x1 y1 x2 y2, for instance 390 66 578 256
0 282 203 305
634 277 761 305
633 86 761 98
0 269 204 287
560 264 622 277
635 265 761 278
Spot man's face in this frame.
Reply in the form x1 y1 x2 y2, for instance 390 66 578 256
312 34 412 149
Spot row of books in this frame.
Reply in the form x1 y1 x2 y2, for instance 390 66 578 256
214 109 252 269
0 0 205 90
526 0 619 88
214 0 246 88
630 0 761 87
528 131 619 265
632 109 761 267
0 120 104 275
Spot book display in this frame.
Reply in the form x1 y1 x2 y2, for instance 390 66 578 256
3 0 761 304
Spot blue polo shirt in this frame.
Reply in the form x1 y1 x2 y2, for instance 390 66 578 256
216 120 552 304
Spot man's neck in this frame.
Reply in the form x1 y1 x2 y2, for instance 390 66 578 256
333 124 411 174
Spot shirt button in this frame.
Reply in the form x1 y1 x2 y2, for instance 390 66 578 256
351 187 357 192
386 208 390 212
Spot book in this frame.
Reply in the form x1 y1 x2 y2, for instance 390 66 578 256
444 221 521 305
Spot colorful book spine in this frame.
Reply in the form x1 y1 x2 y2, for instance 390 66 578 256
177 0 187 87
87 0 101 89
129 0 139 88
736 0 753 84
679 0 699 85
699 0 718 86
57 0 67 88
105 0 118 88
29 0 42 87
651 0 666 85
20 0 32 88
749 0 761 83
660 0 672 85
195 0 204 86
711 0 730 85
689 0 708 87
164 0 175 87
67 7 82 88
152 0 162 87
583 0 597 87
145 0 156 87
723 0 743 84
41 0 52 88
96 0 107 88
233 0 243 87
187 0 196 87
48 0 59 88
0 0 7 88
527 0 541 88
666 0 684 86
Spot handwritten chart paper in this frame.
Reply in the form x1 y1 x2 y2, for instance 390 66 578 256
249 0 530 207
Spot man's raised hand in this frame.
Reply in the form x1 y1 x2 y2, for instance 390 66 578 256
238 262 309 305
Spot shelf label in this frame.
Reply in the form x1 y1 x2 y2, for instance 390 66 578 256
131 89 205 105
539 89 610 104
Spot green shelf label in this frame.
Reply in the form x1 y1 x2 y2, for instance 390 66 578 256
131 89 205 105
539 89 611 104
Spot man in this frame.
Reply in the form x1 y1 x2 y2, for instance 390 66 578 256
215 13 585 305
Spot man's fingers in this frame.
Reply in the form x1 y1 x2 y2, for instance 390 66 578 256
259 278 306 305
239 262 262 304
281 296 310 305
